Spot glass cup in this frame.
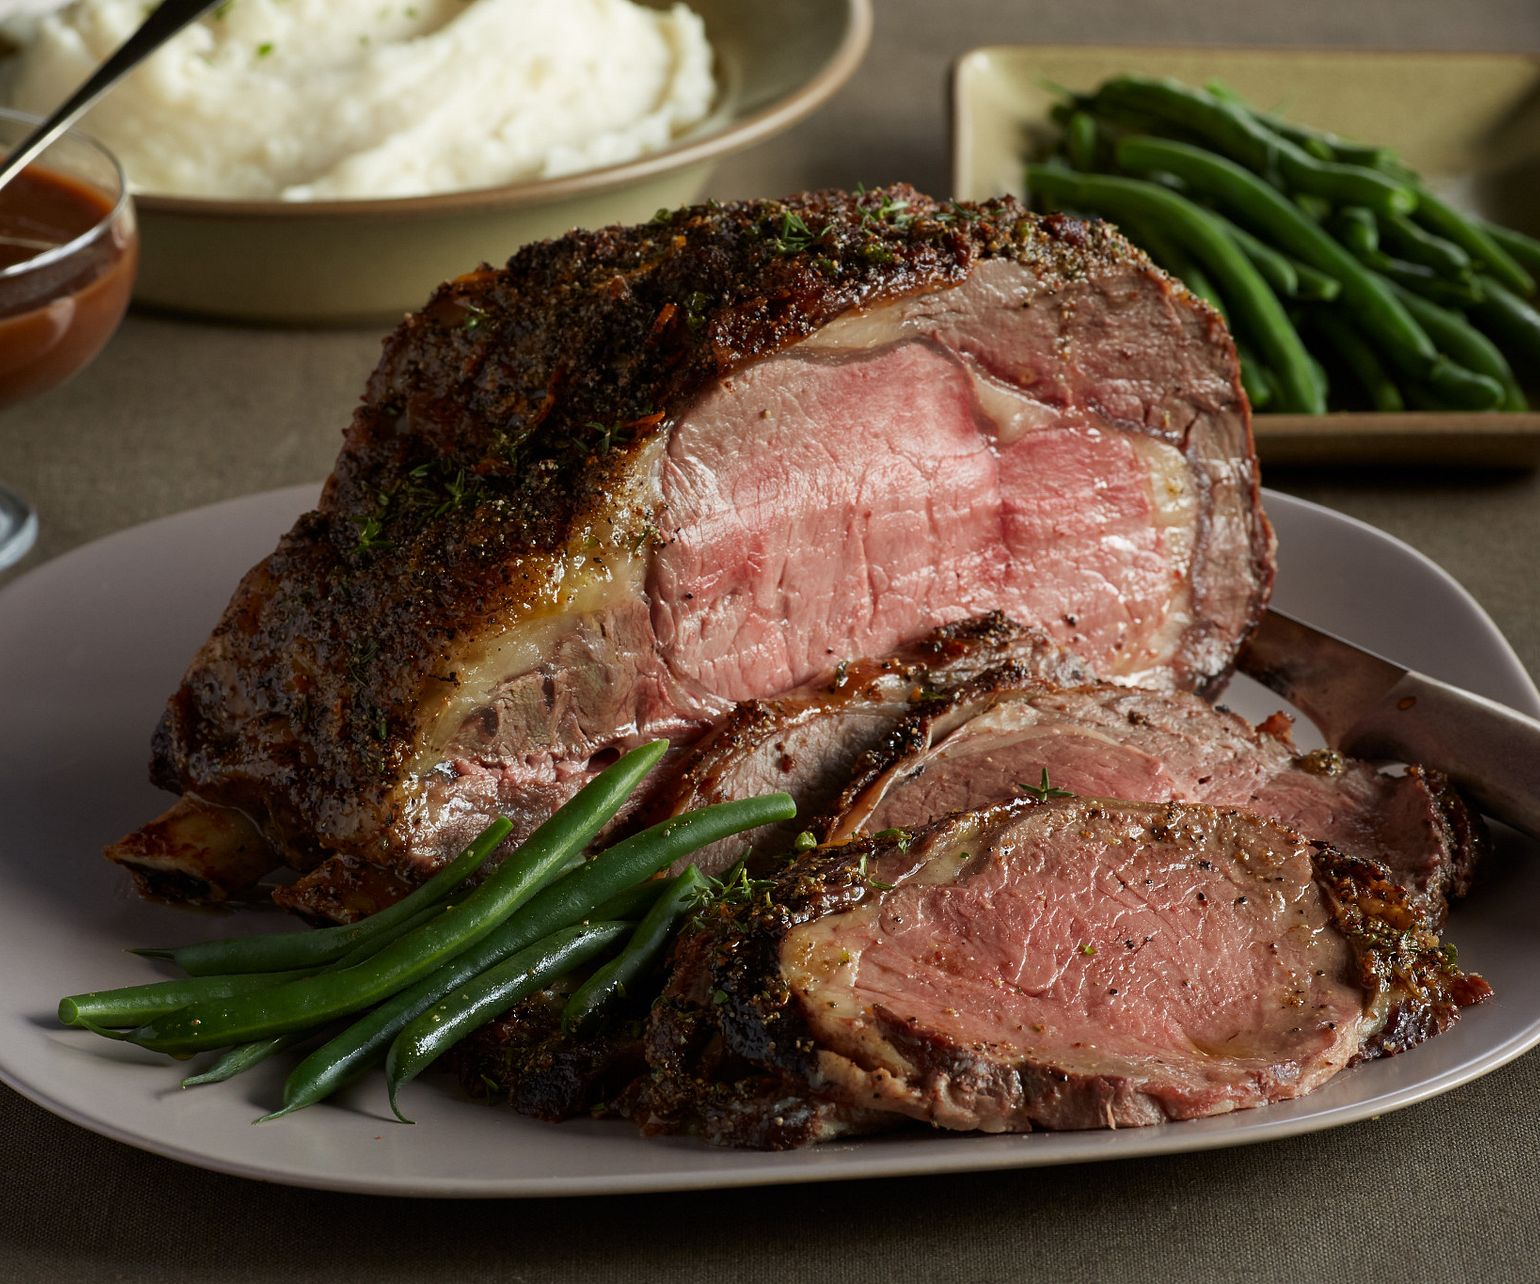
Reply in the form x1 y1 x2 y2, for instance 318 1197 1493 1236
0 107 139 570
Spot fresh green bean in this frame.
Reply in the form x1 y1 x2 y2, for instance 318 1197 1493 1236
1290 260 1343 302
1413 190 1535 297
1203 83 1397 169
587 877 668 923
1380 212 1472 277
1212 208 1337 299
1089 78 1279 177
1112 140 1418 374
1481 221 1540 282
1266 123 1395 171
562 866 708 1036
258 792 795 1118
1116 137 1504 409
141 816 512 977
1027 164 1323 413
1331 206 1380 257
1391 284 1527 412
1309 311 1404 412
174 904 449 1087
1094 76 1416 215
181 1034 303 1088
1423 362 1505 410
1469 276 1540 370
1331 208 1480 306
122 741 669 1054
79 898 453 1032
1373 259 1481 309
1293 193 1331 223
1208 212 1299 297
385 921 631 1123
1065 110 1099 171
59 968 314 1029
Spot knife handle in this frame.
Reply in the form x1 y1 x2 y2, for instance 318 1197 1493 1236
1343 672 1540 841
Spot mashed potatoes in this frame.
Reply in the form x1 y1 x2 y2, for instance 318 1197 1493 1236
1 0 715 199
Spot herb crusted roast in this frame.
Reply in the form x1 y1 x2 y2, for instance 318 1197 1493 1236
108 186 1274 909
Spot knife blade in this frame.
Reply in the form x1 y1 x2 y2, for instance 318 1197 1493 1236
1236 608 1540 839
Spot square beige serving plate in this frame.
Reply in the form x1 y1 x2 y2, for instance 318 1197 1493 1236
952 45 1540 467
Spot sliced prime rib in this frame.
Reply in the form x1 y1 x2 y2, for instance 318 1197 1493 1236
451 660 1484 1123
630 798 1489 1148
817 670 1483 912
106 185 1272 911
642 613 1084 879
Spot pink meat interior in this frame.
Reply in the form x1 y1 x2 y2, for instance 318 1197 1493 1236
784 804 1367 1120
653 342 1169 702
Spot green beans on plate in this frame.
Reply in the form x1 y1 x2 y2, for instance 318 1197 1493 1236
62 730 802 1125
66 895 454 1032
1088 76 1416 216
181 1033 307 1088
259 792 793 1119
120 741 670 1055
562 865 710 1036
1412 190 1534 298
60 967 315 1030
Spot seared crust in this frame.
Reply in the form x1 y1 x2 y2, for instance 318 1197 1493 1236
1312 843 1493 1059
147 185 1269 876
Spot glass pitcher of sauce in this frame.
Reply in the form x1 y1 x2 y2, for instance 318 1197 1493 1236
0 107 138 569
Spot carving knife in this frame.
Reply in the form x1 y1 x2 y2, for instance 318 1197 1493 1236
1236 608 1540 840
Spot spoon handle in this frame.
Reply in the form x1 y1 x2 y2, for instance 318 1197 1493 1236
0 0 227 192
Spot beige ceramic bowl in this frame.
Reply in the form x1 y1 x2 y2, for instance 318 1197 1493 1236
126 0 871 324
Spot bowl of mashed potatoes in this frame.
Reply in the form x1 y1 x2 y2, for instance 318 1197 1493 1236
0 0 872 321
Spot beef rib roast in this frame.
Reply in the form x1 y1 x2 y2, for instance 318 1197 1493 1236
101 187 1491 1148
107 186 1272 911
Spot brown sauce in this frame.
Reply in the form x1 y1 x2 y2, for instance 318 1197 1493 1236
0 164 137 408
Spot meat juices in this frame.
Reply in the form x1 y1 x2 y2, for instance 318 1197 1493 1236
0 165 137 409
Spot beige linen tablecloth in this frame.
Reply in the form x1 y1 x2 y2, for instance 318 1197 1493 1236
3 1 1538 1279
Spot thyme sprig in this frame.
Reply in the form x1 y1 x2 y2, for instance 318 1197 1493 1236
702 857 776 908
1016 768 1075 802
352 457 484 553
855 852 895 892
768 210 831 255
